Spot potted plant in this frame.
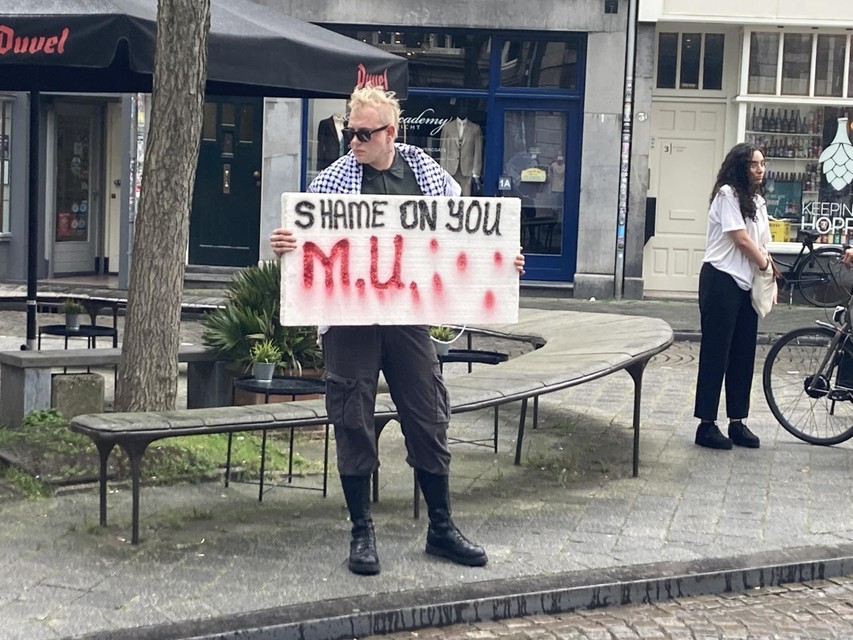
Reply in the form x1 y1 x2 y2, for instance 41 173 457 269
429 325 460 356
249 339 281 383
61 299 87 331
201 261 324 377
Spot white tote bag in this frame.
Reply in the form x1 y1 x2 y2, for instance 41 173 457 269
750 257 776 318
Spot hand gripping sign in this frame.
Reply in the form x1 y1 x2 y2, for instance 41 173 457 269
280 193 521 326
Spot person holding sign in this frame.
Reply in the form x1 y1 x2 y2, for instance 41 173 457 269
271 85 523 576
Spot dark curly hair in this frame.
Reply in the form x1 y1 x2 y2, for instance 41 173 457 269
709 142 763 222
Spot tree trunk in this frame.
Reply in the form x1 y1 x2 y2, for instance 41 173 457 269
115 0 211 412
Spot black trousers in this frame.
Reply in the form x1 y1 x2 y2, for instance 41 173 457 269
694 262 759 422
322 325 451 477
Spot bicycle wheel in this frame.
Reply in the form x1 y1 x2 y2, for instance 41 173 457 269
796 246 853 307
763 326 853 445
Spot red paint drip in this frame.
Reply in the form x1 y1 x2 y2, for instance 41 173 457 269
355 278 366 294
410 281 420 303
483 290 496 309
430 238 439 253
494 251 503 266
457 252 468 271
432 273 443 294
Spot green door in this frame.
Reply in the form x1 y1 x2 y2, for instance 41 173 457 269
189 97 263 266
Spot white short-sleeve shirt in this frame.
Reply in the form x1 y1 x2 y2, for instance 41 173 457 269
702 185 770 290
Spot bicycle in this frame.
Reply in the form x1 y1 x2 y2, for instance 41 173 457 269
771 227 853 307
763 297 853 445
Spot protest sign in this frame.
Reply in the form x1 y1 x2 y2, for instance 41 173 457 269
280 193 521 326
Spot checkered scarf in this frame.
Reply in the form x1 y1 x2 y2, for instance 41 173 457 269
308 143 461 197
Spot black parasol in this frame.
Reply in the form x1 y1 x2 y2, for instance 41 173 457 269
0 0 407 346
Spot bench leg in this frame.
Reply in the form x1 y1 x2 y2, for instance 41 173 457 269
322 423 330 497
626 359 650 478
121 440 150 545
514 398 529 465
413 469 420 519
493 405 499 453
225 432 233 487
95 441 116 527
260 429 269 502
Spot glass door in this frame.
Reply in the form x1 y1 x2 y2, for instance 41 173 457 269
485 101 581 281
52 102 101 275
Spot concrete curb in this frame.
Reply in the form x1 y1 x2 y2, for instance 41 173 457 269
70 544 853 640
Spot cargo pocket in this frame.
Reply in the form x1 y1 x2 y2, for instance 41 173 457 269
325 372 362 428
432 368 451 423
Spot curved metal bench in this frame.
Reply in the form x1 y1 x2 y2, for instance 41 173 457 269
70 308 674 544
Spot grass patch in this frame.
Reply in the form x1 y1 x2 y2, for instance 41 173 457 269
0 409 328 497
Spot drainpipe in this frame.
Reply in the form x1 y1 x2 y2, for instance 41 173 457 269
614 0 638 300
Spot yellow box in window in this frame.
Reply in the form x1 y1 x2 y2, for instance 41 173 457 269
768 219 790 243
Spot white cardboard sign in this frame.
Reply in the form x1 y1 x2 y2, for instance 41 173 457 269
280 193 521 326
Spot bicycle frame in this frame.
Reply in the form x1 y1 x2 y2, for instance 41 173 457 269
807 311 853 399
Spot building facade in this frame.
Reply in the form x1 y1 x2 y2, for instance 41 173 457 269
641 0 853 296
255 0 652 298
1 0 650 300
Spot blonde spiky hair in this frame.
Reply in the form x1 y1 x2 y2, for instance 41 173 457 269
348 84 400 129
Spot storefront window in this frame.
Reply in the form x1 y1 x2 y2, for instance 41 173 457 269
815 35 846 97
305 94 489 196
746 103 853 244
338 30 490 89
401 95 486 196
781 33 812 96
748 32 779 94
0 99 11 234
498 39 579 90
850 45 853 98
306 98 349 185
502 110 567 255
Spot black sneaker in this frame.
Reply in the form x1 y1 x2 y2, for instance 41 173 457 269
728 422 760 449
695 422 733 450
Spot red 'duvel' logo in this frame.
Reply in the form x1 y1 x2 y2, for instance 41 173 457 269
356 64 389 90
0 25 69 56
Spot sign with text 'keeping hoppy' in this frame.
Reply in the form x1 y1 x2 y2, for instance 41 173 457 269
280 193 521 326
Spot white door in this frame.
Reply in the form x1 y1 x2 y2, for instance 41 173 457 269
643 103 726 295
103 103 122 274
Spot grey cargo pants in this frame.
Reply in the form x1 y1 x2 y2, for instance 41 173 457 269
322 325 452 476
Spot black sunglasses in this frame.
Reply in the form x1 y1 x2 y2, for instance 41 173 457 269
342 124 390 144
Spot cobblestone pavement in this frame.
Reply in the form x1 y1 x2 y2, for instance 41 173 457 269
370 576 853 639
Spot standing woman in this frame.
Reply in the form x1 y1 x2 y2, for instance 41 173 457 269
694 143 774 450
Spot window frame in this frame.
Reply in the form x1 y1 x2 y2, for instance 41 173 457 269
653 31 727 94
742 29 853 101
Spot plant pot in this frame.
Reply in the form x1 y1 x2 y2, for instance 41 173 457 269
65 313 85 331
431 338 452 357
252 362 276 383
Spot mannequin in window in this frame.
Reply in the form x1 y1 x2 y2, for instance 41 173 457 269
549 154 565 193
439 102 483 196
317 113 345 172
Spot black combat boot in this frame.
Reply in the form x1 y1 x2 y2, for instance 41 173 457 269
339 475 380 575
415 469 488 567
